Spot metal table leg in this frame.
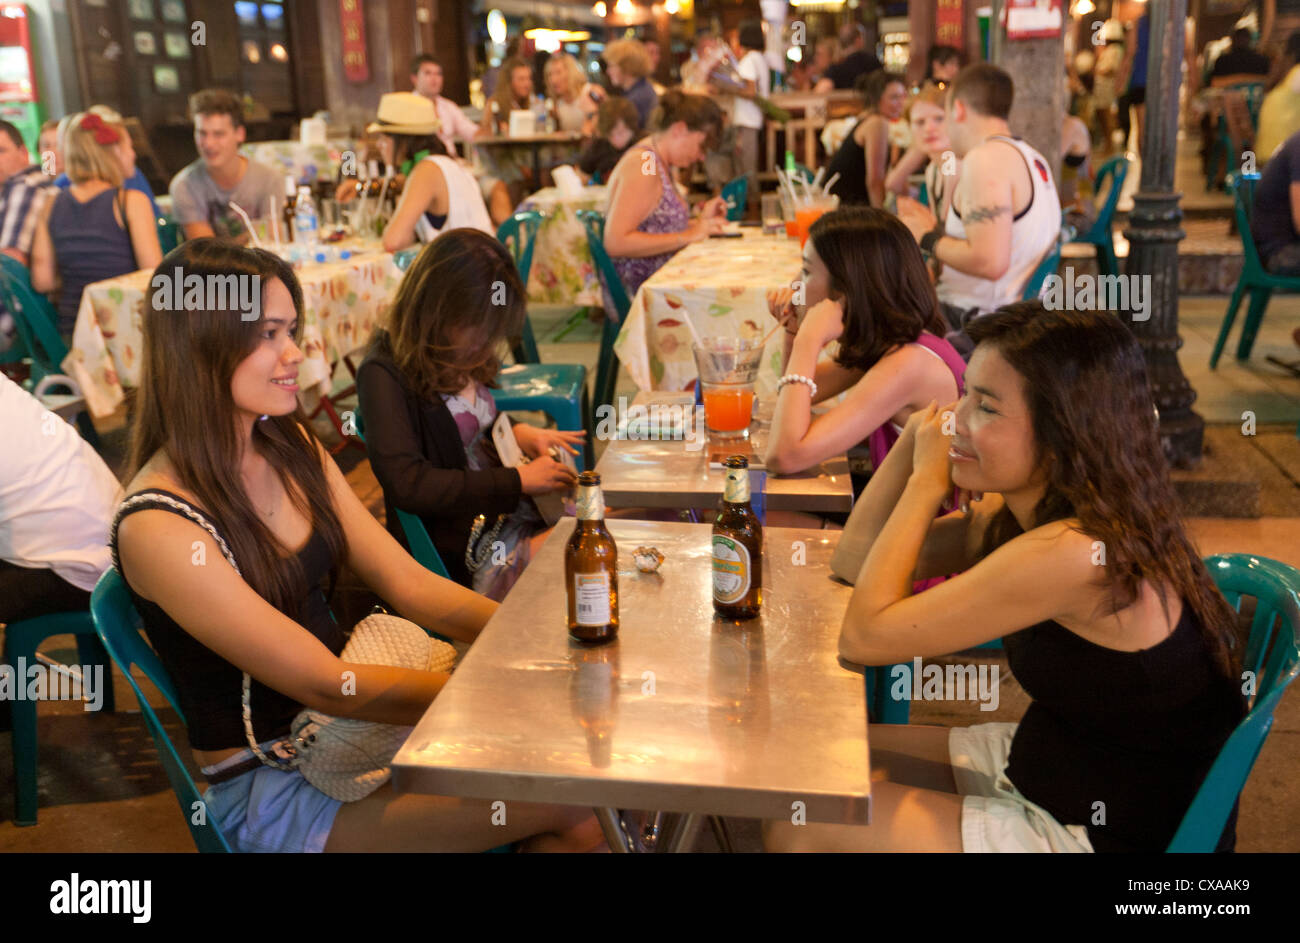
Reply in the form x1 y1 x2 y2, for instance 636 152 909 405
662 812 704 853
595 807 637 853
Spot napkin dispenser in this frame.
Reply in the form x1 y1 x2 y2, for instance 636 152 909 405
300 116 327 146
551 165 585 196
508 110 536 137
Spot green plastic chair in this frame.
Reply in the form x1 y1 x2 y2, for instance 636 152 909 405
89 569 232 852
1168 554 1300 851
496 211 545 364
1210 173 1300 367
0 254 68 389
1074 154 1130 277
0 254 99 445
4 609 117 825
157 215 182 254
575 208 631 434
721 175 748 222
393 246 420 271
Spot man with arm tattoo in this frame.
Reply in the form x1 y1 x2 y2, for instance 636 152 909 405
898 64 1060 357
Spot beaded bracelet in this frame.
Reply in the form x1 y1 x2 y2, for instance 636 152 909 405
777 373 818 399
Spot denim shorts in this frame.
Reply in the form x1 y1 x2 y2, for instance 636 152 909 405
202 764 343 854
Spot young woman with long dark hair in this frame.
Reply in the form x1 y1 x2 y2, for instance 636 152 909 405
764 303 1244 853
358 229 581 601
112 239 600 852
763 207 964 479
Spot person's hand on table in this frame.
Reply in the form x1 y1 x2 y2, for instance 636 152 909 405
897 195 938 244
515 423 585 461
518 454 579 495
689 214 728 241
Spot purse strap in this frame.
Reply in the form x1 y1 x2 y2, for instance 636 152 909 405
112 490 299 773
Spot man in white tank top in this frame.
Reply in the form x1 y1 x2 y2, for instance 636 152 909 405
899 64 1060 355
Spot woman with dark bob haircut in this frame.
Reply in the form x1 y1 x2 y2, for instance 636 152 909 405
765 302 1244 853
764 206 965 481
112 239 602 852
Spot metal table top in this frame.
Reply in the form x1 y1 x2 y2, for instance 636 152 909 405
594 392 854 514
392 519 870 824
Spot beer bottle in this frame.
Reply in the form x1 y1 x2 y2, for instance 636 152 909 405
566 471 619 643
281 176 297 242
713 456 762 620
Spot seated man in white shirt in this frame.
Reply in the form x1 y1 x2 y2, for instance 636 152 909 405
410 53 512 225
0 374 121 629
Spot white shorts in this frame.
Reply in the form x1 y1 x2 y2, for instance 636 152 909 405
949 723 1094 853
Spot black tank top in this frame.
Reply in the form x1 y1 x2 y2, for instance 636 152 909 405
109 488 345 751
1003 602 1244 852
826 118 872 206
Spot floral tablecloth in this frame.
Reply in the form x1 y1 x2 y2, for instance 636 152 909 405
517 185 607 306
242 139 356 186
64 242 402 418
614 231 807 394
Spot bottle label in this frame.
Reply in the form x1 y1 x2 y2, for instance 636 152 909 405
723 468 750 504
574 572 612 626
712 535 751 604
576 485 604 521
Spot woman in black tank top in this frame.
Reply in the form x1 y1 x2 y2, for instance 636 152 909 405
826 71 907 208
765 303 1244 853
113 239 602 852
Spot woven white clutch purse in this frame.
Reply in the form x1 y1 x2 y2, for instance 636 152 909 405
286 612 458 802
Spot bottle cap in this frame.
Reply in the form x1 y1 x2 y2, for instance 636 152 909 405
577 471 602 486
723 455 749 470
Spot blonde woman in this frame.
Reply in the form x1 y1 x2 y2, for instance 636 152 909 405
545 53 601 135
885 82 962 223
31 111 162 338
603 40 658 128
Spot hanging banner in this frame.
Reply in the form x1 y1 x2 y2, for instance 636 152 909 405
936 0 964 47
341 0 370 83
1004 0 1063 41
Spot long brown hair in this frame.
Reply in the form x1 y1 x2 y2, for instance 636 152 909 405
808 206 949 372
376 227 526 399
126 239 347 612
967 303 1238 676
490 57 534 123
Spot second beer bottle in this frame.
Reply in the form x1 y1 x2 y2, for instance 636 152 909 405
712 456 762 620
565 471 619 643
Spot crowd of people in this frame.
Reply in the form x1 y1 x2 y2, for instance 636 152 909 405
1 17 1279 856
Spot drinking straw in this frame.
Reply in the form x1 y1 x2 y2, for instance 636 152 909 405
758 317 789 350
822 172 841 197
776 168 800 207
268 195 282 245
228 201 262 247
812 166 826 191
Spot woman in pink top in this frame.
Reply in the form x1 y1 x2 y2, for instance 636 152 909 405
765 207 965 484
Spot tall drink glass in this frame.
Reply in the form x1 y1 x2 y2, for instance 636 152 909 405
692 337 764 439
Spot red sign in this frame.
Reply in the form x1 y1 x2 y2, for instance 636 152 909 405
1004 0 1064 41
936 0 964 48
341 0 370 83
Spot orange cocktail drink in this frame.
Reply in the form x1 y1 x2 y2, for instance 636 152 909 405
702 387 756 435
693 336 764 440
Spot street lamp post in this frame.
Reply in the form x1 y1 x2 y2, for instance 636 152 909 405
1122 0 1203 467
